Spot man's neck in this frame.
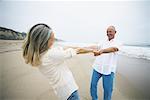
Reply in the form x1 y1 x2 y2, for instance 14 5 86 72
108 38 114 41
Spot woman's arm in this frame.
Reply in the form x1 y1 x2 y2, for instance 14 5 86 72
63 46 94 54
76 48 94 54
48 47 93 61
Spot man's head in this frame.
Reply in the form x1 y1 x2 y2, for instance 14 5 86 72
106 26 116 41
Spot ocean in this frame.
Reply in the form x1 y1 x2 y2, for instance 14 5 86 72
120 45 150 60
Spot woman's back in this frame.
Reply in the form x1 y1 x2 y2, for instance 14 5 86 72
38 46 78 100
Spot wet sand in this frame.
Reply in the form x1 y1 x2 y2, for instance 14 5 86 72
0 40 150 100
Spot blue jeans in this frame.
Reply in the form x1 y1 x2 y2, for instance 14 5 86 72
67 90 80 100
90 69 114 100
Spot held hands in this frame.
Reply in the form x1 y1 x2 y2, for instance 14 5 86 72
93 50 103 56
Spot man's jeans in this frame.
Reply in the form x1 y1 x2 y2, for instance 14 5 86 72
90 69 114 100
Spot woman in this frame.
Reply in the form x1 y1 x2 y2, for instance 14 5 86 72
22 23 93 100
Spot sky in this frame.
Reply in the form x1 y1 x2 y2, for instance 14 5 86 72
0 1 150 44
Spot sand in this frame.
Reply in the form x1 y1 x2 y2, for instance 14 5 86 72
0 40 150 100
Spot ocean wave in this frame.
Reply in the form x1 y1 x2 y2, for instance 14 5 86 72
119 46 150 60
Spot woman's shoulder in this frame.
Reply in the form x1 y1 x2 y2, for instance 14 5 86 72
45 46 65 56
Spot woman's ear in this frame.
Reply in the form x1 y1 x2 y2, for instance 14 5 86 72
48 32 55 48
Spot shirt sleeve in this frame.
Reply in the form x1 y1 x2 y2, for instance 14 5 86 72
48 46 77 60
64 48 77 58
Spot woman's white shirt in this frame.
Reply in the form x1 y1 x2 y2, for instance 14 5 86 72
38 46 78 100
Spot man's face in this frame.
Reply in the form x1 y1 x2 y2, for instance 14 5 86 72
106 28 116 40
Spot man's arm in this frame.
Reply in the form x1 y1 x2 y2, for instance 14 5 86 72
93 47 119 56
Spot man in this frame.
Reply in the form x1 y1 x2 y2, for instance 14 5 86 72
90 26 121 100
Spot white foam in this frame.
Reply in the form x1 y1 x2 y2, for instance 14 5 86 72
119 46 150 60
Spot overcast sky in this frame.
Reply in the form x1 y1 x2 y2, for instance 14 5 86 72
0 1 150 44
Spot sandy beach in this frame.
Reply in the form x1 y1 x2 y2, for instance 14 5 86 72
1 40 150 100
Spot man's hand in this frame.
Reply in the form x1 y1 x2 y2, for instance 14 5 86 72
93 47 118 56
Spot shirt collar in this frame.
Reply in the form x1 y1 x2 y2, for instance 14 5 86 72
107 38 115 42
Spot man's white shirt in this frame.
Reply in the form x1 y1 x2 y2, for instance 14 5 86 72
92 39 122 75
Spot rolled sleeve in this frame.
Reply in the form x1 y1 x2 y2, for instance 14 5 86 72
48 47 77 60
64 48 77 58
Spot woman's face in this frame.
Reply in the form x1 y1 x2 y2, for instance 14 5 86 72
48 32 55 48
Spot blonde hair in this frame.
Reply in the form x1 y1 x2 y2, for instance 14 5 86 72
22 23 52 66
